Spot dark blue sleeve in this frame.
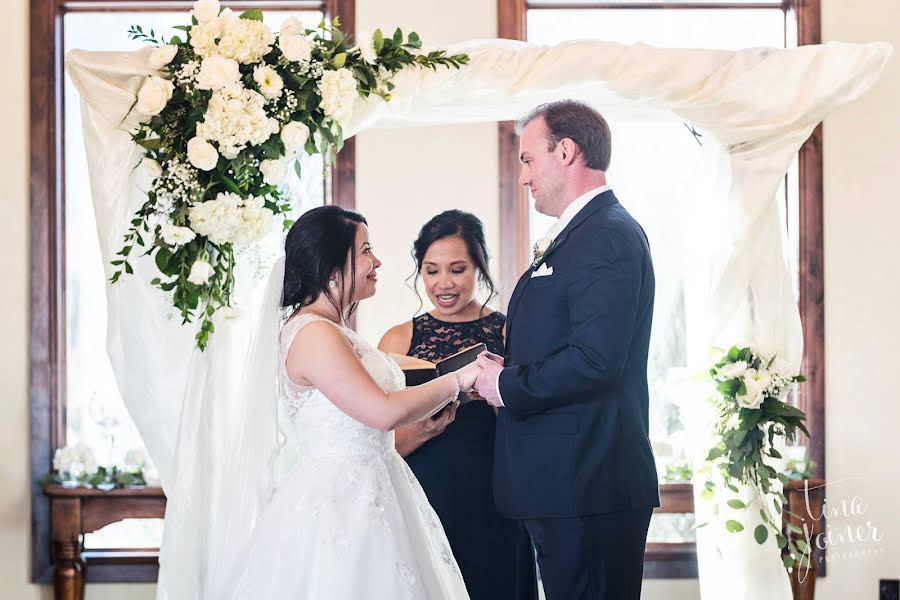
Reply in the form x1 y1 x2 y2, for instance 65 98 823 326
498 227 644 418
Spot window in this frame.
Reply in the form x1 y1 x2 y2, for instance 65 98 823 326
497 0 824 578
31 0 356 583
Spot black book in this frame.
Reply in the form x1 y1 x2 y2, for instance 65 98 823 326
396 343 487 413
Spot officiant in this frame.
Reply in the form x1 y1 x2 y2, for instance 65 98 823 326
379 210 537 600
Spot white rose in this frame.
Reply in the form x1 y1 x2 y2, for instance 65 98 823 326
159 222 197 247
259 159 287 185
136 76 174 116
317 68 357 124
187 137 219 171
191 0 220 24
195 55 241 91
141 157 162 180
149 44 178 70
253 65 284 100
279 16 303 38
735 383 764 410
280 121 310 154
279 34 312 63
188 259 215 285
356 29 378 64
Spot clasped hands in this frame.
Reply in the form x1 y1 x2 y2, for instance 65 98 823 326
454 351 505 408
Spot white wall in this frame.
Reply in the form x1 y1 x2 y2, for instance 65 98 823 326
1 0 896 598
816 0 900 597
354 0 499 344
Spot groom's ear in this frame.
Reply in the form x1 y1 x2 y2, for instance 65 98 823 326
558 137 578 166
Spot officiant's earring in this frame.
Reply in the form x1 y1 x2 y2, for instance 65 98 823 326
328 279 337 289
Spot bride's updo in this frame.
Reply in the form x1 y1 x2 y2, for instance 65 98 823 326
282 205 368 316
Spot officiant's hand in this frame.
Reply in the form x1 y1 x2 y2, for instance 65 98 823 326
473 355 504 408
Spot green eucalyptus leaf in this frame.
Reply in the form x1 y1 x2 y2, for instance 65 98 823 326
725 520 744 533
754 524 768 544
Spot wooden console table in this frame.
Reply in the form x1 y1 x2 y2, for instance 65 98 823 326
44 485 166 600
784 479 825 600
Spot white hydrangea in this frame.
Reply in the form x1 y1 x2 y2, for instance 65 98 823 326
317 68 357 124
253 64 284 100
189 192 243 245
188 192 273 246
53 444 99 477
195 85 280 159
232 197 274 246
190 11 274 64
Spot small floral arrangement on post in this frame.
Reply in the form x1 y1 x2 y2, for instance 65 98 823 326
700 345 810 571
42 445 149 490
115 0 469 349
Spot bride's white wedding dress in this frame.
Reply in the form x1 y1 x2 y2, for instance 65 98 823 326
231 313 470 599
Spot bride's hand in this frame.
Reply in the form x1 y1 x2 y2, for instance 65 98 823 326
454 361 482 392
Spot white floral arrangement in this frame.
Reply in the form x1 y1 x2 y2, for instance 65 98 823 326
44 445 150 489
114 0 469 349
51 444 99 486
700 345 810 572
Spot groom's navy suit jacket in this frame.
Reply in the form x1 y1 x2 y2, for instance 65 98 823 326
495 190 660 519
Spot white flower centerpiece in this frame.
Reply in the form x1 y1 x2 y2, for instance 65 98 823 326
51 444 99 488
43 445 150 490
700 345 809 571
114 1 469 349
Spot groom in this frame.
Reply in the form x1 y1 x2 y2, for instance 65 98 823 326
473 100 659 600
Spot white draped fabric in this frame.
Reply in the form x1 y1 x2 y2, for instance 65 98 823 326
66 37 891 599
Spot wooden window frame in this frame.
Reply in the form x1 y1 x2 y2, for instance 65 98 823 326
497 0 824 579
29 0 356 584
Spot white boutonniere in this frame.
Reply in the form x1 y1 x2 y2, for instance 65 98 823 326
532 236 553 268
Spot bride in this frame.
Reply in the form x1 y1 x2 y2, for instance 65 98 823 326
201 205 479 599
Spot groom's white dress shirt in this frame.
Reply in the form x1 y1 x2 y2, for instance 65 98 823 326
493 185 611 407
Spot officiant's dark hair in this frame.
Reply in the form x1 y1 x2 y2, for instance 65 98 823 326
516 100 612 171
408 210 497 316
283 205 368 320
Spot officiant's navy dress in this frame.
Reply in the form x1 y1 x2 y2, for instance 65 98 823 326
405 312 537 600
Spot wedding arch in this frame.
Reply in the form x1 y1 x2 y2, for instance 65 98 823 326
66 31 890 600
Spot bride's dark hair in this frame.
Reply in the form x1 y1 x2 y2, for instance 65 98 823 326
283 205 368 319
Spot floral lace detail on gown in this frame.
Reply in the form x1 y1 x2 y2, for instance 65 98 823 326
232 313 469 600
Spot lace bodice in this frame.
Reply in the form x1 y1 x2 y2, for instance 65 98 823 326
278 313 406 459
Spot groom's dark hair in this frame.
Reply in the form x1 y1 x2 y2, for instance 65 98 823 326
516 100 612 171
283 205 368 320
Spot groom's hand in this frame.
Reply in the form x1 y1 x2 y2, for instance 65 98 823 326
474 355 504 408
478 350 505 366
